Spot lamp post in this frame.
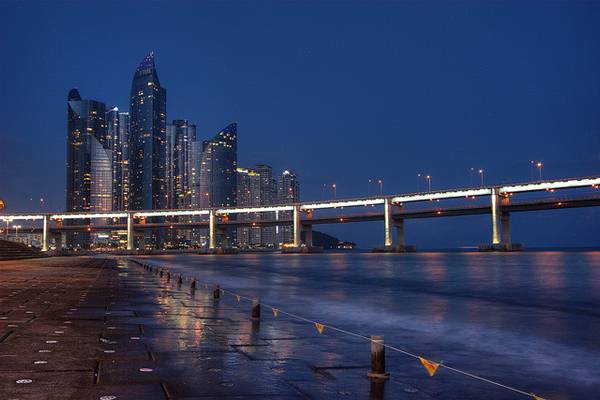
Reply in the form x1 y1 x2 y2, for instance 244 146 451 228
13 225 21 242
537 161 543 180
4 219 10 240
530 160 535 181
368 179 372 196
378 179 383 196
479 169 484 187
470 167 475 187
417 173 422 192
332 183 337 200
426 175 432 192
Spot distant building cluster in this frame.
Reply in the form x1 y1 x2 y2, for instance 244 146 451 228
66 52 299 249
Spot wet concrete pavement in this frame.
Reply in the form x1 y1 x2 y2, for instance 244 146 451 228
0 257 432 400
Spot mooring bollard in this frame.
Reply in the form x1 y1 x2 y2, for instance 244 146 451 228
178 275 183 285
166 272 171 282
252 298 261 320
191 279 196 289
367 335 390 379
213 285 220 299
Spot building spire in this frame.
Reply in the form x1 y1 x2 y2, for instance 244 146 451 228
137 52 155 71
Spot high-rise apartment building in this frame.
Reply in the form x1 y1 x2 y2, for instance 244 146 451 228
118 112 130 210
278 170 300 244
236 167 261 246
256 164 277 246
166 120 196 209
199 123 237 246
129 52 167 247
66 88 111 248
106 107 123 211
199 123 237 208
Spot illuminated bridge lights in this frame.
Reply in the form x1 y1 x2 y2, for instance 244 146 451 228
1 176 599 222
51 212 128 220
301 198 385 210
133 210 210 218
391 188 492 204
216 205 293 214
499 177 600 194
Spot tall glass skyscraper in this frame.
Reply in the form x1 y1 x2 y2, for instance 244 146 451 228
199 123 237 208
166 120 196 209
199 123 237 246
129 52 167 247
106 107 123 211
66 88 111 248
118 112 130 210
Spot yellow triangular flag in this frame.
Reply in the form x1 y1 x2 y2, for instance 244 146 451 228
272 308 279 317
315 322 325 334
419 357 440 377
236 295 241 303
532 395 546 400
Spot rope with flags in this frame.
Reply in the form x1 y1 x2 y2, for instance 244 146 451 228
131 260 549 400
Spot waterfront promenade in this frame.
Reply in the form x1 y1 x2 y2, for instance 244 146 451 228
0 257 431 400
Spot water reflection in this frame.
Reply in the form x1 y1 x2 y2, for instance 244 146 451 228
137 251 600 399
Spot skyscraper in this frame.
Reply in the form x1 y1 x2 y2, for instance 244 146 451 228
255 164 277 246
166 120 196 209
118 112 130 210
278 170 300 244
236 167 261 246
199 123 237 208
199 123 237 246
106 107 123 211
66 88 111 248
129 52 167 247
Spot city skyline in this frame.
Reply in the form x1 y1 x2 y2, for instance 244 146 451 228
1 1 599 248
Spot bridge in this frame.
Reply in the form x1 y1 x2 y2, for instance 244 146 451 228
2 176 599 252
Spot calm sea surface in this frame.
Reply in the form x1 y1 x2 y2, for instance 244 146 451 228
136 251 600 399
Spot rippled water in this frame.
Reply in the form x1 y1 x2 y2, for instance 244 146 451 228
137 251 600 399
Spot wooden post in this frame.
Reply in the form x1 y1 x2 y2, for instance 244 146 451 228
177 275 183 286
367 335 390 379
191 279 196 289
213 285 220 299
252 298 260 320
166 271 171 282
159 270 163 278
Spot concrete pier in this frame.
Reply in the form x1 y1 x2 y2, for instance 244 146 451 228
0 257 425 398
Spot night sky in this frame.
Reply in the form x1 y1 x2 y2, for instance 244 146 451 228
1 1 599 248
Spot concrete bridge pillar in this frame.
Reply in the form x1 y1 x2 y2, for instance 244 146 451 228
384 198 392 247
126 213 134 251
209 210 216 250
395 219 405 248
491 188 501 245
501 212 511 246
293 205 301 247
42 215 50 252
303 224 313 247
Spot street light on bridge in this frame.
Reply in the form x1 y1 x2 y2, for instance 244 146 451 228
479 169 484 187
537 161 543 180
426 175 432 192
378 179 383 196
332 183 337 200
13 225 22 242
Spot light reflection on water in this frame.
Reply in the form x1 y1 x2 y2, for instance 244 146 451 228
139 251 600 399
